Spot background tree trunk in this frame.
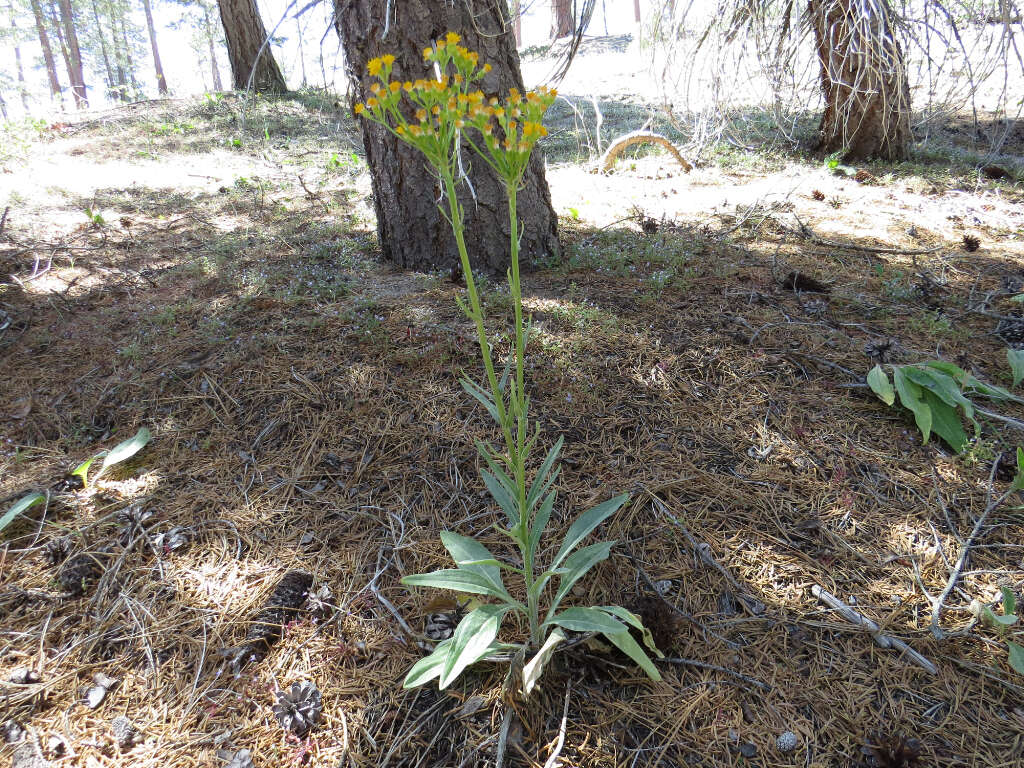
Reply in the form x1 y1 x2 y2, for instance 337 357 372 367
551 0 572 38
203 3 223 90
809 0 911 161
142 0 168 94
10 6 31 111
512 0 521 46
334 0 559 274
217 0 286 92
88 0 119 99
29 0 63 104
56 0 88 107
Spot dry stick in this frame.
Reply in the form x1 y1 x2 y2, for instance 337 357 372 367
494 706 514 768
0 206 9 235
811 585 937 675
929 461 1017 639
790 214 942 255
659 657 772 691
542 681 571 768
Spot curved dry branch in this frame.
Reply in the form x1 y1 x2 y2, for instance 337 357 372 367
599 130 693 173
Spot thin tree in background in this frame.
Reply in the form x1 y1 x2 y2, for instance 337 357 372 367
203 0 222 90
88 0 120 99
29 0 64 104
56 0 88 106
141 0 168 94
9 3 31 111
512 0 521 45
808 0 911 160
552 0 572 38
216 0 286 92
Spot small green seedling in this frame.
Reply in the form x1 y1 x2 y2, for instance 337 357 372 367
1 427 152 534
977 585 1024 676
84 207 105 227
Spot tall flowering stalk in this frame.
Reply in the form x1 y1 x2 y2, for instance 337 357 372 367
356 33 660 693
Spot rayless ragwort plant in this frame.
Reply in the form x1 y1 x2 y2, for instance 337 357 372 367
356 34 661 693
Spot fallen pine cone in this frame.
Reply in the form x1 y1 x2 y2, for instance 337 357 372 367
962 234 981 252
811 189 826 201
220 570 313 673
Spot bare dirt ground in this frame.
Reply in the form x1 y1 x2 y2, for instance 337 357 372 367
2 41 1024 768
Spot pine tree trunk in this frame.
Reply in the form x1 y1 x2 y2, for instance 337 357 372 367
809 0 911 161
119 15 142 97
334 0 559 274
551 0 573 38
88 0 118 99
56 0 88 107
204 4 223 90
512 0 521 46
48 0 74 94
29 0 63 103
0 89 8 121
216 0 287 93
10 7 31 111
141 0 168 95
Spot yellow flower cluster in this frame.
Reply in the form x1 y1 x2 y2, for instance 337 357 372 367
354 33 555 184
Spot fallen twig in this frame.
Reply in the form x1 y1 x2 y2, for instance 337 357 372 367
542 681 571 768
811 585 937 674
658 657 772 690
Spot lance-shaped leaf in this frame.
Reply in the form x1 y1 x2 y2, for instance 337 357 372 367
1008 641 1024 675
552 494 628 569
538 540 615 618
96 427 152 479
404 639 453 688
527 436 563 511
893 367 932 442
440 531 507 595
545 605 625 634
480 468 520 529
460 377 499 421
600 627 662 681
600 605 664 657
402 569 517 603
918 389 969 452
439 605 509 688
1009 349 1024 389
1 492 46 533
528 489 556 561
522 627 566 696
904 366 975 423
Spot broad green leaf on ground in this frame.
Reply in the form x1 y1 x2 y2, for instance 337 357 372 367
1009 349 1024 388
1001 586 1017 617
918 388 969 452
1008 641 1024 675
439 605 509 688
1 492 46 533
545 605 625 634
893 367 932 442
904 366 975 422
982 606 1019 627
867 365 895 405
403 639 452 687
440 532 506 594
552 493 628 569
96 427 152 479
522 627 566 695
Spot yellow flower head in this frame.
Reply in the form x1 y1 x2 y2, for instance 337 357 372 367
446 32 461 45
370 82 382 94
389 81 400 92
409 124 423 137
354 102 365 115
396 125 405 135
423 47 433 60
381 54 395 67
403 81 413 91
416 109 427 121
366 97 379 108
367 58 383 76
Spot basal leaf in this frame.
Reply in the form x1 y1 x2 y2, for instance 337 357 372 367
1 492 46 533
545 605 624 634
600 628 662 681
905 366 975 422
1000 586 1017 617
982 606 1018 627
893 367 932 443
918 389 968 452
522 627 566 696
402 569 511 600
599 605 664 657
439 605 508 688
867 365 895 406
1008 641 1024 675
440 531 506 595
403 639 452 687
96 427 151 479
552 494 628 569
1009 349 1024 388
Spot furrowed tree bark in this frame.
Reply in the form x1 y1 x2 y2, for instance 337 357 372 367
56 0 88 106
335 0 559 274
142 0 169 94
552 0 573 38
217 0 287 93
29 0 63 103
809 0 911 161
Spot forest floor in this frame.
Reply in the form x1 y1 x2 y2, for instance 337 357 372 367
3 38 1024 768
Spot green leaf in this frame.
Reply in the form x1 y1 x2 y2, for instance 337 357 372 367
402 569 513 600
527 436 563 510
96 427 151 479
480 468 520 529
1000 586 1017 617
905 366 975 423
1 492 46 533
867 365 895 406
924 360 968 381
439 605 508 688
918 389 969 452
1008 641 1024 675
1013 447 1024 492
600 605 664 657
893 367 932 443
403 639 452 687
71 456 98 486
522 627 566 696
545 605 625 634
460 377 499 421
982 606 1019 627
552 493 628 569
1009 349 1024 388
542 540 615 617
600 628 662 681
440 531 506 595
528 489 556 561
